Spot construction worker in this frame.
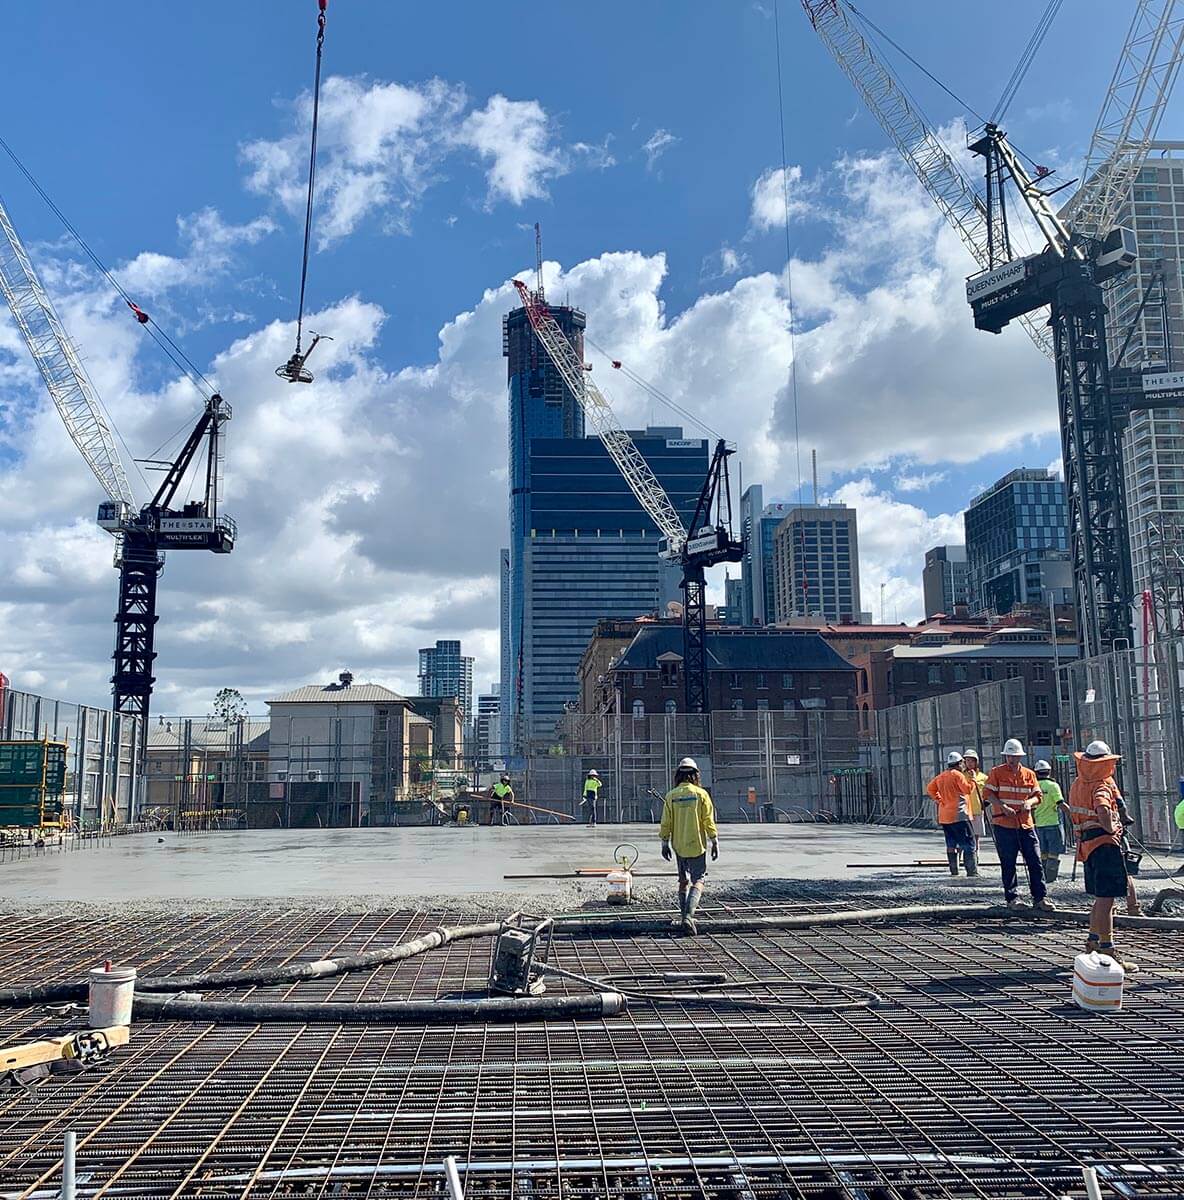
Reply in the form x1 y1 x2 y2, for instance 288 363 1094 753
983 738 1055 911
926 751 977 876
488 774 514 826
1033 759 1066 883
1068 740 1137 969
659 757 719 935
962 749 988 850
581 769 602 827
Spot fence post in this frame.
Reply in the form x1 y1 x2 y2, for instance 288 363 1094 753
1116 649 1146 842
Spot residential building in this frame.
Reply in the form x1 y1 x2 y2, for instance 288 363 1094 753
922 544 968 617
1102 147 1184 631
771 503 861 623
475 688 501 767
591 623 857 717
738 485 795 625
265 673 433 826
144 718 270 820
417 639 474 726
963 468 1072 616
406 695 465 770
578 617 660 714
860 628 1078 756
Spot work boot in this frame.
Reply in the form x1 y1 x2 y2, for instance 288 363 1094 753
962 849 978 877
1099 942 1140 973
1005 896 1022 910
683 885 703 936
1085 931 1101 953
672 889 688 929
947 851 960 877
1033 897 1056 913
1042 857 1060 884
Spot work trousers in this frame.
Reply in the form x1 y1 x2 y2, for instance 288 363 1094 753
583 796 598 825
993 824 1046 903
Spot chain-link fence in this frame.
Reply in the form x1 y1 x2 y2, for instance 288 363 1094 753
1060 635 1184 849
872 679 1028 827
0 686 140 827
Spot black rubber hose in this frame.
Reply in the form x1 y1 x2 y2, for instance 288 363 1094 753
0 921 502 1008
132 990 627 1025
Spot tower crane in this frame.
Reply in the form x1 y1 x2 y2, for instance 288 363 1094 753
0 195 235 750
512 279 744 714
801 0 1184 657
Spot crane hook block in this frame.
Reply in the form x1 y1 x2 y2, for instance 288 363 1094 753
127 301 150 325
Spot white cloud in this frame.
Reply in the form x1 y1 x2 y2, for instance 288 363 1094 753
895 469 947 493
750 165 814 230
828 479 963 624
1046 455 1064 479
700 244 750 281
642 128 678 171
457 95 567 205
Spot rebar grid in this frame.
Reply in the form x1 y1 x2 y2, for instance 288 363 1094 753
0 903 1181 1199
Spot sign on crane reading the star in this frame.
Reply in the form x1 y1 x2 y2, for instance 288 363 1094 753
1141 370 1184 403
159 518 217 533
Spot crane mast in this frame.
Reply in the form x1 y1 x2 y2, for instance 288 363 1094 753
512 279 742 712
802 0 1184 654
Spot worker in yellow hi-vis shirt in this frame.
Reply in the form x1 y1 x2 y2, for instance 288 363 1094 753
659 757 719 935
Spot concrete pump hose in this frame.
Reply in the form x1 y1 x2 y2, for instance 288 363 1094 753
131 991 627 1025
0 921 503 1008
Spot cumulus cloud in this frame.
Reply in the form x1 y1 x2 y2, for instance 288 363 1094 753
750 165 814 230
457 95 567 205
895 469 947 493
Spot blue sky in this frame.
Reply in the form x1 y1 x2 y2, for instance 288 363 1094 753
1 1 1177 706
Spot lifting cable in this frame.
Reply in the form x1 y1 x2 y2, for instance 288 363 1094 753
0 133 216 404
276 0 332 385
990 0 1065 126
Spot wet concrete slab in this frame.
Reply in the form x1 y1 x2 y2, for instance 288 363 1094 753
0 824 948 903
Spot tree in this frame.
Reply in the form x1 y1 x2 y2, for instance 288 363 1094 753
212 688 249 724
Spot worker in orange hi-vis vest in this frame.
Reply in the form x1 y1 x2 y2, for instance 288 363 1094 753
983 739 1056 912
1068 741 1138 971
926 751 977 877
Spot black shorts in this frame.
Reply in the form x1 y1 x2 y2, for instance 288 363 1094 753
676 853 708 885
1084 842 1128 899
941 820 974 853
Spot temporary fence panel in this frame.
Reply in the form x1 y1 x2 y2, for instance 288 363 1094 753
0 689 139 826
1061 635 1184 848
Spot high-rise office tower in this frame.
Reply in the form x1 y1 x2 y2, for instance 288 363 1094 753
771 503 861 624
499 547 511 732
502 300 708 730
739 485 795 625
922 544 969 617
964 469 1072 615
417 639 474 725
476 687 500 766
1104 146 1184 630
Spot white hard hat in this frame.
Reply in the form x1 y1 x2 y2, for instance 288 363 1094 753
1034 759 1052 772
946 751 964 766
1084 739 1116 759
586 769 599 777
963 749 980 761
1002 738 1026 756
677 756 699 771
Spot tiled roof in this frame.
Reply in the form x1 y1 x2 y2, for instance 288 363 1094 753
146 719 270 750
266 683 408 705
613 626 855 672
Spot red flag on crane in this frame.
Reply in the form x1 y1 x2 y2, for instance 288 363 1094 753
127 301 150 325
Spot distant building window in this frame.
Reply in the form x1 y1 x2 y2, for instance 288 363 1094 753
664 699 677 715
1006 663 1021 680
757 699 769 712
1034 694 1049 717
1009 692 1024 719
1033 663 1046 682
783 700 795 713
660 661 678 686
730 672 743 689
782 673 795 690
632 672 645 686
732 699 744 717
756 672 767 688
927 666 942 684
953 665 968 683
981 664 994 681
632 700 645 718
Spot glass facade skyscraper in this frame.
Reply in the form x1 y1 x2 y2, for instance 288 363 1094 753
771 504 861 623
417 639 474 726
963 469 1071 615
501 297 708 731
739 485 794 626
922 544 968 617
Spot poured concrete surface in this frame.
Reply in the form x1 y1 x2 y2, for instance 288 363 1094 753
0 824 950 903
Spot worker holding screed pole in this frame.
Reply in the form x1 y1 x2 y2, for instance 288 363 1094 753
983 739 1055 911
660 757 718 936
927 752 977 877
962 749 989 852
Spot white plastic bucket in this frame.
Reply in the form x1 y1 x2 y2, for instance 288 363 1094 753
606 868 632 905
88 966 137 1028
1072 951 1124 1012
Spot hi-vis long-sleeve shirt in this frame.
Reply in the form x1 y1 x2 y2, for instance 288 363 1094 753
660 783 718 858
